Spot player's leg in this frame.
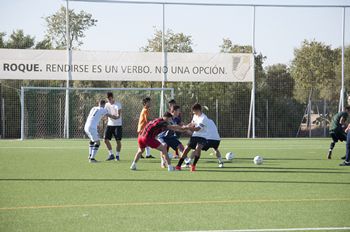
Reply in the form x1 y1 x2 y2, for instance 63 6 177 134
174 140 193 170
214 148 223 167
339 129 350 166
191 137 206 171
114 126 122 161
90 140 101 163
328 132 338 159
212 140 223 167
84 129 94 159
154 143 176 171
182 150 195 168
130 137 146 170
104 126 115 161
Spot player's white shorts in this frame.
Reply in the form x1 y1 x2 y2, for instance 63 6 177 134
84 126 100 142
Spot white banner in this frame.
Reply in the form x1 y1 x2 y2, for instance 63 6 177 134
0 49 253 82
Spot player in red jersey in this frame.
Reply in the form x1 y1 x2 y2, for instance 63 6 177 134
130 112 188 171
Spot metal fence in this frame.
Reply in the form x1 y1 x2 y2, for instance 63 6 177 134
1 1 349 139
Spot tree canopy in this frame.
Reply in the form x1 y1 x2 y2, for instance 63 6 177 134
290 39 340 101
140 27 194 53
43 6 97 49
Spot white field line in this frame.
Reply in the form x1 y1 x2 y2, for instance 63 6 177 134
177 228 350 232
0 146 345 150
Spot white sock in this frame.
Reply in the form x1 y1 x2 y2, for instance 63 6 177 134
116 152 120 157
109 150 113 155
91 146 99 159
161 158 165 164
132 162 136 166
187 158 192 164
89 146 93 157
146 146 150 156
168 164 173 169
218 157 223 163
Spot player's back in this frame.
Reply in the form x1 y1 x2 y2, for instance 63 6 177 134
207 119 220 140
330 111 347 130
85 106 107 129
140 117 168 139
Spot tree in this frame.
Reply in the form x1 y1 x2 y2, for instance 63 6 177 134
0 32 6 48
34 38 53 50
290 39 339 102
265 63 294 99
140 27 194 53
43 6 97 49
2 29 35 49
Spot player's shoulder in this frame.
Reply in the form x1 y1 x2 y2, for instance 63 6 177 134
114 101 122 107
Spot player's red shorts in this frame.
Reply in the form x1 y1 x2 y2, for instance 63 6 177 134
138 136 161 149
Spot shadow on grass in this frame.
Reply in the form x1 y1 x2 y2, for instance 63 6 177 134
0 177 349 185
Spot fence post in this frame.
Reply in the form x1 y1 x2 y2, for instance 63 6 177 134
309 100 311 138
324 100 326 137
266 99 268 138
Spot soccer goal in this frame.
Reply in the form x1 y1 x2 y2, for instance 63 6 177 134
20 87 174 140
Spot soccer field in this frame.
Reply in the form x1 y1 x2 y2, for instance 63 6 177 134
0 138 349 232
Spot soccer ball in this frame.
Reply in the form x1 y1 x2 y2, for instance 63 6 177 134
168 152 173 159
254 156 263 165
225 152 234 160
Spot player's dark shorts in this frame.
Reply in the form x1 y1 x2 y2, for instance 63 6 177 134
187 136 207 149
175 132 181 139
330 128 347 142
202 140 220 151
159 137 181 151
104 126 122 140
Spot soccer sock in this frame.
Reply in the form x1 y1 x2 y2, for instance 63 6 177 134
108 150 114 155
218 157 223 163
329 141 335 154
175 149 179 156
168 164 173 169
177 158 185 167
161 158 165 164
116 152 120 157
89 141 94 157
186 158 192 164
91 144 99 159
145 146 150 156
193 156 200 166
132 162 136 166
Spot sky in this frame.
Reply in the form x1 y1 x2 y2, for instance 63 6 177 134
1 0 350 67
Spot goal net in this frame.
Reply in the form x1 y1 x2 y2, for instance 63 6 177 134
21 87 173 140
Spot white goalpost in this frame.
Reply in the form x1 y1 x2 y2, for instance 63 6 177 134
21 87 174 140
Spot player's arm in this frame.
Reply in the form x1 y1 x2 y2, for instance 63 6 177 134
339 117 348 128
106 113 118 120
345 124 350 133
165 124 188 133
115 109 121 120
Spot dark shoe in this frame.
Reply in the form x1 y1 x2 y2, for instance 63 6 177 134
339 162 350 166
341 156 346 160
145 155 155 158
105 155 115 161
327 154 331 159
115 156 120 161
140 155 145 158
89 158 100 163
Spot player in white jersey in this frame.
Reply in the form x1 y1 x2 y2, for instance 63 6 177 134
183 119 224 168
84 100 118 163
103 92 123 161
174 102 208 172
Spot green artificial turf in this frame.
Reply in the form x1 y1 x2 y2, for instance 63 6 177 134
0 138 349 231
